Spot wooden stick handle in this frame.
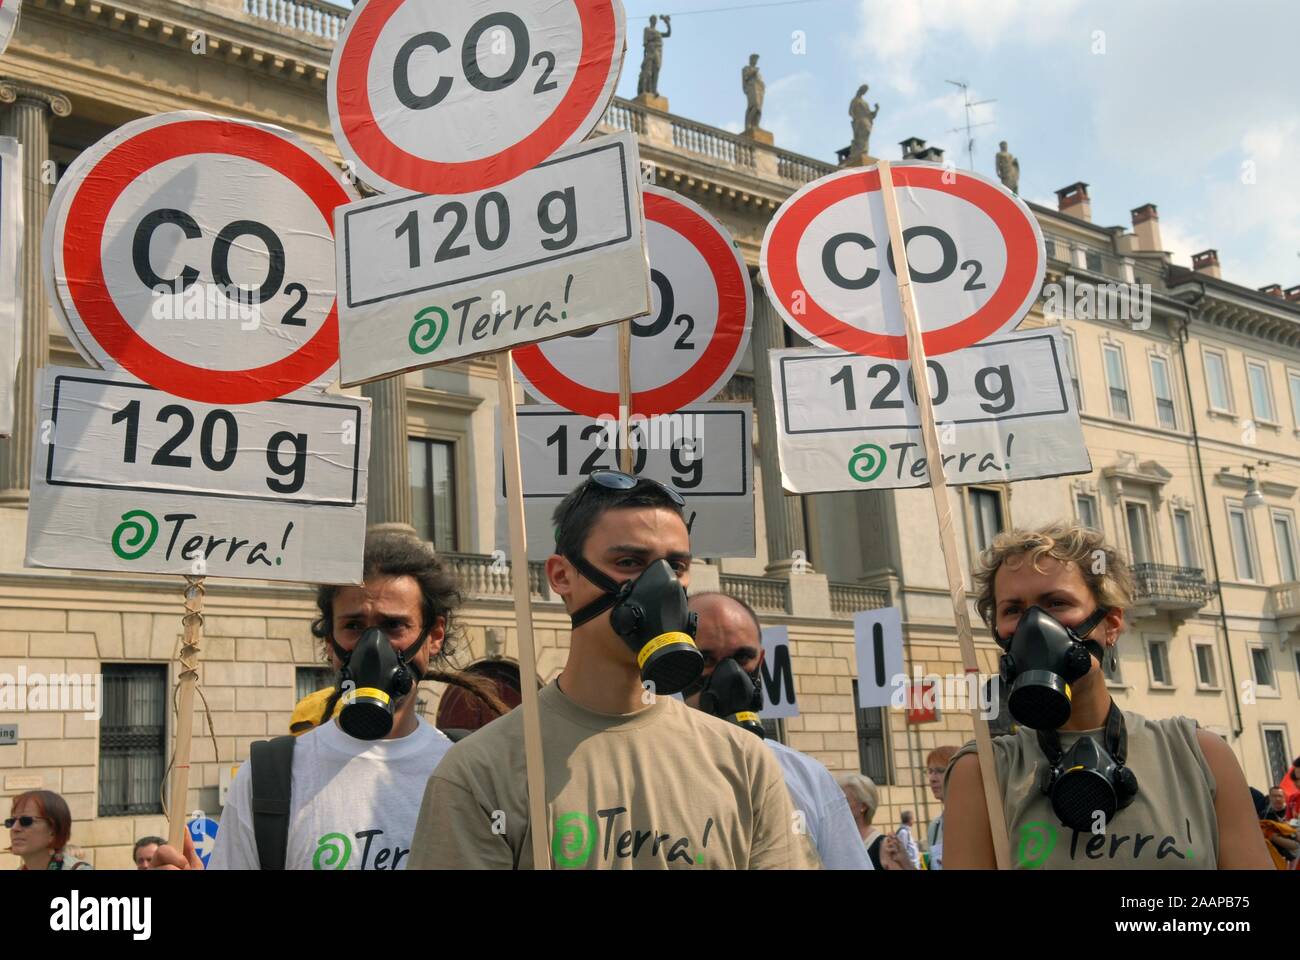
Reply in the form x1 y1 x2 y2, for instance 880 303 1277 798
167 576 205 850
496 351 552 870
618 320 633 472
876 159 1012 869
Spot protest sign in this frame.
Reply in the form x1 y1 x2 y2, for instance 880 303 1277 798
514 185 751 417
758 626 799 720
854 607 904 710
0 136 20 436
329 0 626 195
337 131 649 384
772 326 1090 492
761 161 1044 359
34 111 369 852
496 403 754 561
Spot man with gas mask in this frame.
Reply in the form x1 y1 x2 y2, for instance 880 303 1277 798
153 531 504 870
684 592 871 869
943 522 1272 869
409 470 820 869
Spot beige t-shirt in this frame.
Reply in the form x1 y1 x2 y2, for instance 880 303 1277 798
946 710 1219 869
409 680 821 869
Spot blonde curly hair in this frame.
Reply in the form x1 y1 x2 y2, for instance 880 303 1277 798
973 521 1135 629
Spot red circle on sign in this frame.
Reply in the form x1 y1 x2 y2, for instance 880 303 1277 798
60 118 351 405
514 190 749 417
334 0 619 195
764 165 1041 358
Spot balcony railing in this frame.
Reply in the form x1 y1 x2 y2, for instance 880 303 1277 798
829 582 890 615
1270 582 1300 620
720 574 789 614
242 0 345 41
442 552 551 601
1131 563 1213 610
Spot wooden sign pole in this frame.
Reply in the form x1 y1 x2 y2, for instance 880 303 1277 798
166 575 205 849
496 350 553 870
618 320 633 472
875 159 1012 869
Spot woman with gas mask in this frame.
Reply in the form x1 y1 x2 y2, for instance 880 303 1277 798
943 522 1272 870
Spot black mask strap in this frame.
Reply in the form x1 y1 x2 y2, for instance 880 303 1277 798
565 552 631 629
1037 698 1126 768
1072 606 1111 665
398 624 431 682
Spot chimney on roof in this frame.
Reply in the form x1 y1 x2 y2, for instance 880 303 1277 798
899 136 927 159
1056 182 1091 222
1285 285 1300 303
1192 249 1221 279
915 144 945 163
1131 203 1162 253
1259 284 1284 298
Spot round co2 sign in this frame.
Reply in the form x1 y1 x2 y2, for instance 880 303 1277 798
514 186 751 417
329 0 626 195
761 162 1045 359
45 112 357 404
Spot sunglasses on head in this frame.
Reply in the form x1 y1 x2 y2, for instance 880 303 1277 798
5 816 48 829
561 470 689 541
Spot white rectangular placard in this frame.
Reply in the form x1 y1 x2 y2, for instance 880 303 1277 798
772 326 1091 493
26 367 371 584
337 132 651 384
496 403 754 562
0 137 22 438
854 607 905 710
759 625 799 720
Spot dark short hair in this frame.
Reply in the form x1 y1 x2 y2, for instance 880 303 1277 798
689 591 763 643
134 836 165 856
552 478 686 561
11 790 72 852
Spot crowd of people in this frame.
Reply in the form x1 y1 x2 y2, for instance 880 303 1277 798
7 472 1296 870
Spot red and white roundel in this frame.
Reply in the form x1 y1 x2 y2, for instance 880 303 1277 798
45 112 357 405
761 162 1045 359
514 186 751 418
0 0 21 58
329 0 626 196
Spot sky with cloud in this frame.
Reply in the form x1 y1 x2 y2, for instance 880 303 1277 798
615 0 1300 290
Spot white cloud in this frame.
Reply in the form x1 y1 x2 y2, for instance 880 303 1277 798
851 0 1084 95
761 71 818 151
1156 216 1215 272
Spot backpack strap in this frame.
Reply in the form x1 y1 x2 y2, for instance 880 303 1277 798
249 735 296 871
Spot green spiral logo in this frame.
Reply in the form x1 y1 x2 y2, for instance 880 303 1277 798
409 306 450 356
111 510 159 560
312 832 351 870
847 443 887 483
1016 820 1057 869
552 811 596 869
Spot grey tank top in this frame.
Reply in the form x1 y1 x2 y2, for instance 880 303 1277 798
949 710 1219 869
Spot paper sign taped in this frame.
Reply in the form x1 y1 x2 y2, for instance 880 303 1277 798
773 326 1091 493
854 607 904 710
495 403 754 561
26 367 371 584
759 625 799 720
337 132 651 385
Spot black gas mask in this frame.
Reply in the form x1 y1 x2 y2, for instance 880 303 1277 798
566 554 703 696
995 605 1110 731
330 627 425 740
1038 700 1139 832
691 657 765 738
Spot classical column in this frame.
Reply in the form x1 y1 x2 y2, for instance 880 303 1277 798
750 275 809 575
0 81 70 502
362 374 415 534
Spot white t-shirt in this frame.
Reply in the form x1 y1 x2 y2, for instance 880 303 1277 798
209 716 452 870
896 823 920 868
766 739 873 870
